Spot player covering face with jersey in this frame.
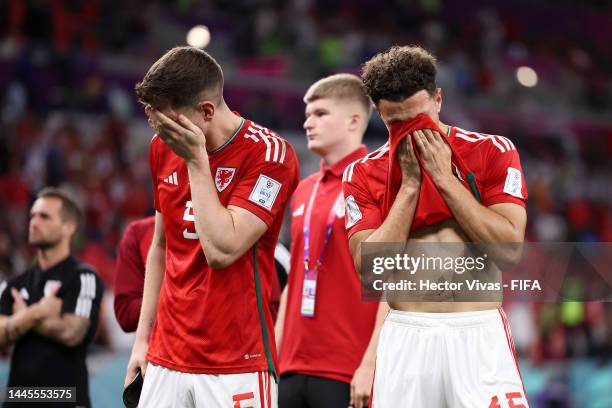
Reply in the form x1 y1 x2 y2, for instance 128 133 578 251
342 45 530 407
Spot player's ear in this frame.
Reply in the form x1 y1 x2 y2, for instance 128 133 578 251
347 113 361 132
197 101 216 122
62 219 78 240
435 88 443 114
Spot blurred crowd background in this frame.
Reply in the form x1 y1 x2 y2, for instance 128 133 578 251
0 0 611 406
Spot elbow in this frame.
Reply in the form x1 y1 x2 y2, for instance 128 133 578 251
203 242 242 269
63 333 85 348
117 317 137 333
113 299 139 333
205 251 236 270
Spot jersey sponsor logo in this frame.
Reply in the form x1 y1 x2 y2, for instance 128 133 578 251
503 167 523 198
292 203 304 217
244 123 287 163
163 171 178 185
249 175 281 210
345 195 362 229
44 280 62 297
215 167 236 192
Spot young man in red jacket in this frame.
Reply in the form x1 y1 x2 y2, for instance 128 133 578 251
275 74 388 408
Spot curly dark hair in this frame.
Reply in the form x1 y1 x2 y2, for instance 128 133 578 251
361 45 437 105
135 46 224 108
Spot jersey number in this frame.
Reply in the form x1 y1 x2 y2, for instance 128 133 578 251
182 201 198 240
489 392 526 408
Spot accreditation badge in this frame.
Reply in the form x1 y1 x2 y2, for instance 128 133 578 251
300 274 317 317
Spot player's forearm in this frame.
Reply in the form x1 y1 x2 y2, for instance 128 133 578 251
359 302 389 367
2 306 43 346
34 316 88 347
135 239 165 342
437 177 523 243
369 183 419 243
186 157 247 264
274 286 289 354
353 184 419 272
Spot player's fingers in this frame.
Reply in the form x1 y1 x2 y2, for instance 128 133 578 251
349 383 355 406
414 131 428 156
140 360 149 378
177 114 201 135
11 288 22 301
422 128 438 146
355 392 366 408
151 109 184 136
124 363 137 388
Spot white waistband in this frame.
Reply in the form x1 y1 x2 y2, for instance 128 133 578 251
386 308 503 328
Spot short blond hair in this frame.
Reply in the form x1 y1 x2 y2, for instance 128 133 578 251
304 73 373 118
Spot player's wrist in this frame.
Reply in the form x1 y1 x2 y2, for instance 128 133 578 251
398 178 420 193
186 146 208 167
434 173 457 193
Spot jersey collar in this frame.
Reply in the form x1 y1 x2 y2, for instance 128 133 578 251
319 144 367 178
209 116 246 155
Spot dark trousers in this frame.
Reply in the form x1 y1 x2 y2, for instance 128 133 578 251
279 373 350 408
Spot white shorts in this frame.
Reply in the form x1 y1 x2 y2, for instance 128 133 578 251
140 363 277 408
371 308 529 408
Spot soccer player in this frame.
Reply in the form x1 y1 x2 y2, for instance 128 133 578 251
275 74 388 408
125 47 299 407
0 187 104 407
343 46 529 407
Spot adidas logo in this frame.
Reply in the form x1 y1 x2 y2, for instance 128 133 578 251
164 171 178 185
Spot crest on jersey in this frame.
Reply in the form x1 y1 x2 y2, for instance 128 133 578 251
215 167 236 192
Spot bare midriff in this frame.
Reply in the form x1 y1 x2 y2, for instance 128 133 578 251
388 219 501 313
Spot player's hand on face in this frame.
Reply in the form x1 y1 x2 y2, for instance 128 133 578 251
350 361 375 408
149 107 207 163
124 338 149 388
413 128 452 185
396 135 421 187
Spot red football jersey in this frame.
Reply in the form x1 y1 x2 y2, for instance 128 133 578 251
279 146 379 384
342 126 528 238
147 117 299 376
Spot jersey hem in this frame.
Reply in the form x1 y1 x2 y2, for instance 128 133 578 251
279 367 353 384
228 199 274 227
146 354 270 374
347 222 382 239
483 196 526 208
